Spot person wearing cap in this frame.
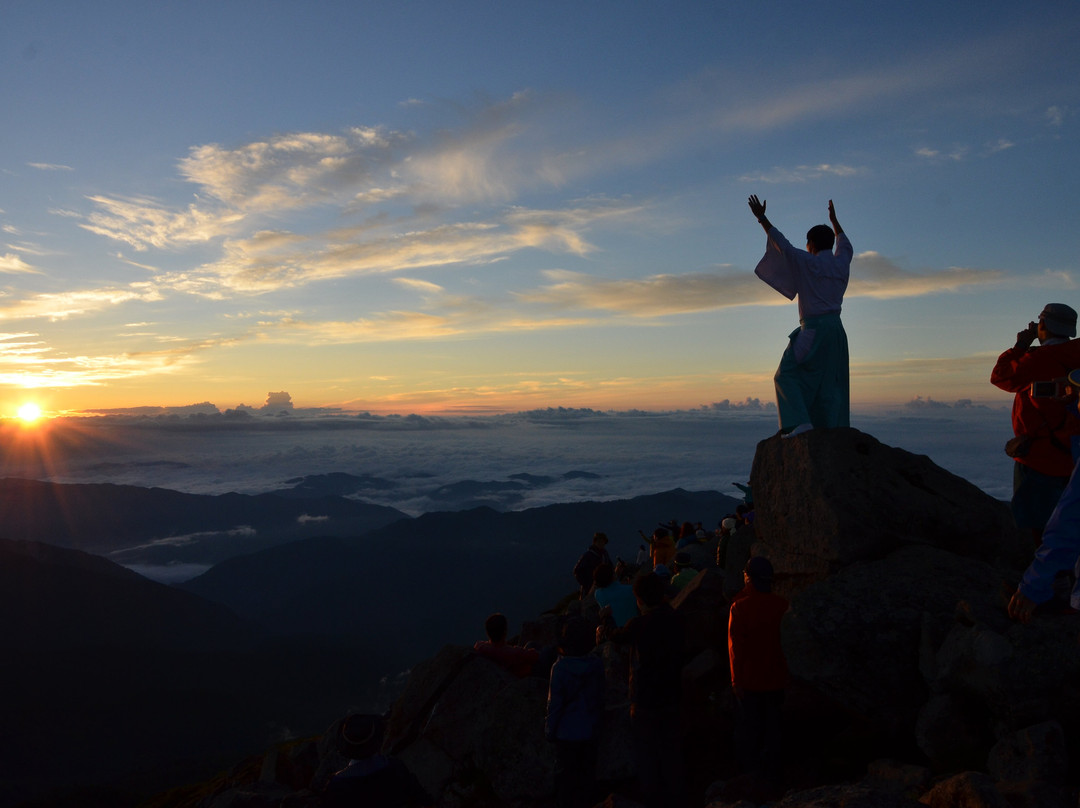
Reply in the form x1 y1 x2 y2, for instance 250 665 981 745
670 552 698 591
991 303 1080 546
727 556 789 782
747 195 853 437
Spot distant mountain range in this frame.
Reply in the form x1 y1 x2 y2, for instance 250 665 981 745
0 481 738 807
0 476 408 567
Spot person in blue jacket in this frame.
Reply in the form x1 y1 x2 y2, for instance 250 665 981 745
545 616 605 808
1008 459 1080 621
1008 367 1080 622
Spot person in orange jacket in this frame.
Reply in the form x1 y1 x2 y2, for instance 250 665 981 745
728 556 788 782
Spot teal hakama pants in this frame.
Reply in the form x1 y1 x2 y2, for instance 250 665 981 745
774 312 849 431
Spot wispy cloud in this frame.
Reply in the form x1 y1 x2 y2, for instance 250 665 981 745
737 164 863 184
0 284 162 321
27 162 73 171
521 253 1001 316
915 145 969 162
519 268 775 316
0 331 232 388
848 252 1004 298
0 253 41 274
154 200 639 295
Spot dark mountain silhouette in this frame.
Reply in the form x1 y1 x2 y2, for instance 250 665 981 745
276 471 400 498
0 486 735 806
0 539 392 808
180 488 739 670
0 477 408 567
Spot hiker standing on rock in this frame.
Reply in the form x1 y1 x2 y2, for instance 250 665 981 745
991 303 1080 548
573 532 612 599
747 195 853 437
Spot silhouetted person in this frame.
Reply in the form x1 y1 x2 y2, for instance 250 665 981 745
748 195 852 436
546 617 605 808
728 556 788 783
601 572 687 808
473 612 538 678
573 532 612 598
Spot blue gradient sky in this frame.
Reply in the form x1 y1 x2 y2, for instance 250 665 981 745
2 1 1078 416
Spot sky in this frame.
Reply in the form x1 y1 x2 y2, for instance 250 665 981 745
2 1 1079 418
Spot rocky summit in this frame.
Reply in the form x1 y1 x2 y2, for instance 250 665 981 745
151 428 1080 808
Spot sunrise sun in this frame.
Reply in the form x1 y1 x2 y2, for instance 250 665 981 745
17 403 43 424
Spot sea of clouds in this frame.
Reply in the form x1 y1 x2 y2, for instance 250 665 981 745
1 400 1015 517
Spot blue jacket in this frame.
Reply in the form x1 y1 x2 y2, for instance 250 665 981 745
1019 455 1080 609
545 654 605 742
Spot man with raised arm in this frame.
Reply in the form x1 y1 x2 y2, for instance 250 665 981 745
747 196 853 436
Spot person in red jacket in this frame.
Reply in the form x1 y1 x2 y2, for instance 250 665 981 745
473 613 539 678
727 556 788 782
991 303 1080 546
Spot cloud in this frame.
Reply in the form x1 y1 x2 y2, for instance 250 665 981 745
177 128 404 210
518 268 776 316
737 164 863 184
518 253 1001 317
1046 106 1064 127
156 200 638 295
848 252 1003 298
0 331 239 389
27 162 73 171
914 145 969 162
0 283 163 321
80 194 248 251
0 253 41 274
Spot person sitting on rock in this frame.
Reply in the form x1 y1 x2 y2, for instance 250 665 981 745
545 616 606 808
599 572 687 808
728 556 789 784
593 562 639 627
473 612 539 678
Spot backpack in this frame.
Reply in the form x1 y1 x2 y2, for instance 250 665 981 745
573 547 601 589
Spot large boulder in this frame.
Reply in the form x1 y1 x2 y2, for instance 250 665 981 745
782 544 1009 728
383 644 554 804
750 428 1025 594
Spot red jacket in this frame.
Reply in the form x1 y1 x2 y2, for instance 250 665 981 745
991 340 1080 477
473 641 538 678
727 584 789 693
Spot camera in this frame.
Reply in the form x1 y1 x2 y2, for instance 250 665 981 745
1030 380 1066 398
